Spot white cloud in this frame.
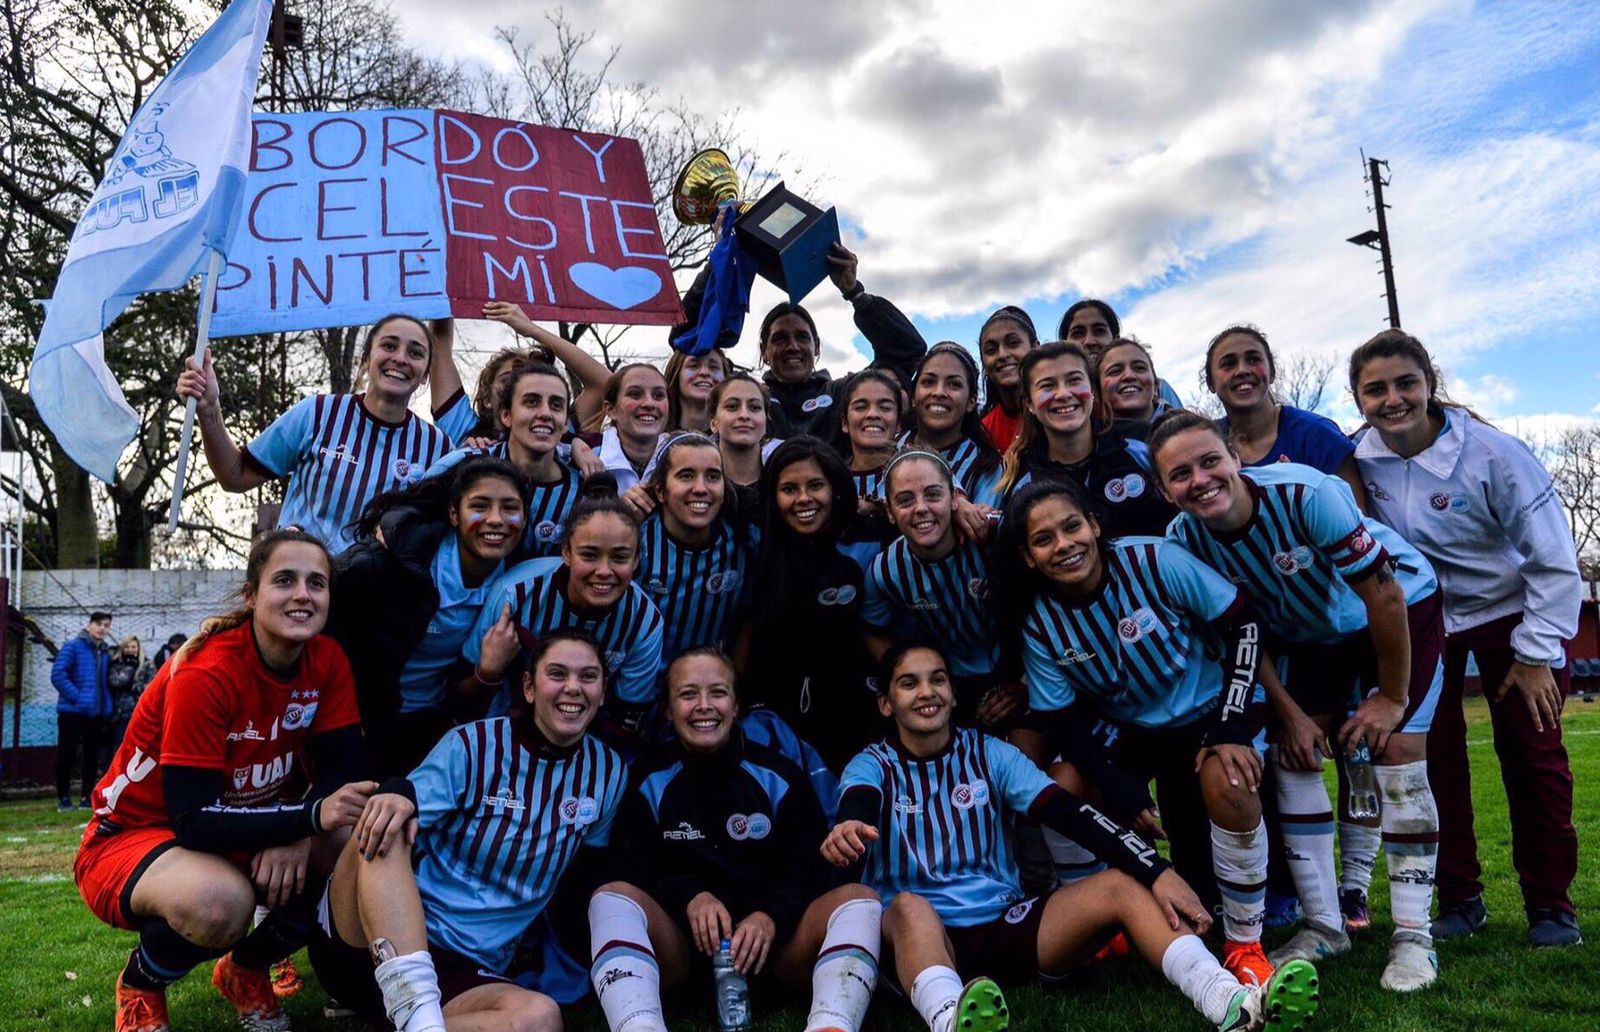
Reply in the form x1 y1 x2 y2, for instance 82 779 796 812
386 0 1600 423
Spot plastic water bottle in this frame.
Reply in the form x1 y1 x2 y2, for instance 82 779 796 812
712 938 750 1032
1346 738 1380 820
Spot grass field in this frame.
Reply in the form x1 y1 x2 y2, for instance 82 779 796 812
2 697 1596 1032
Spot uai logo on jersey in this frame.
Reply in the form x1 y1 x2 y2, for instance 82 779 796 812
1272 545 1314 575
1004 898 1037 924
233 767 250 790
282 701 318 731
800 395 833 413
1104 474 1145 503
1117 607 1159 643
726 813 772 840
966 577 988 600
707 571 741 595
950 780 990 809
817 584 858 606
559 795 600 826
1429 491 1467 513
393 458 413 482
534 520 560 543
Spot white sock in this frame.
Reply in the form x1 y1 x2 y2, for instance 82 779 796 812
1274 754 1341 932
909 964 962 1032
253 904 270 929
1376 762 1438 945
1211 820 1267 944
588 891 666 1032
1043 827 1106 886
373 951 446 1032
804 898 881 1032
1338 820 1381 894
1160 934 1245 1025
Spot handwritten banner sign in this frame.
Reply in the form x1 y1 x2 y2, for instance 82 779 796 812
210 108 683 336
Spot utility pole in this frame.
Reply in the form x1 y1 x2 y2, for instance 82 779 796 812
1346 153 1401 329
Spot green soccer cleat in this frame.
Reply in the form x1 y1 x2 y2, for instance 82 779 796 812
956 976 1010 1032
1219 958 1320 1032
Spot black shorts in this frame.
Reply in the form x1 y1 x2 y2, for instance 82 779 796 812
309 890 513 1018
1274 591 1444 734
944 896 1047 984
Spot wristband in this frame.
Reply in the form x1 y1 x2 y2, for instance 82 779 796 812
308 796 325 834
842 282 865 302
474 665 502 686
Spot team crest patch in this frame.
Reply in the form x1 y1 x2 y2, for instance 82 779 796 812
950 781 990 809
1104 474 1145 502
1272 545 1314 575
726 813 772 840
800 395 833 413
967 577 988 600
233 767 250 790
393 458 413 481
559 795 600 826
817 584 858 605
707 571 741 594
1348 525 1376 555
281 702 317 730
534 520 560 542
1429 492 1467 513
1004 898 1036 924
1117 607 1159 643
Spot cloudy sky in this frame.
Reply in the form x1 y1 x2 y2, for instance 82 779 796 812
395 0 1600 434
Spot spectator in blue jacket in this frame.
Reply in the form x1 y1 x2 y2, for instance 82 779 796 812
52 611 113 810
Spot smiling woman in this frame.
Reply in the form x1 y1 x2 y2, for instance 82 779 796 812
325 456 531 776
174 314 451 553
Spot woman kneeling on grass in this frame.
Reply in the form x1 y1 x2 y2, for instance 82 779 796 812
586 647 883 1032
309 629 626 1032
824 643 1319 1032
74 530 375 1032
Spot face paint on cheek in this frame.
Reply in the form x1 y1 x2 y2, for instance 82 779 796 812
1069 385 1094 405
503 512 525 530
463 511 487 529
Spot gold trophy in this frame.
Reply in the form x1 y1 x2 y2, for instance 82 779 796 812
670 148 841 303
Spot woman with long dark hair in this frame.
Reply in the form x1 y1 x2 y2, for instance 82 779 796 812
904 342 1004 512
328 456 529 775
745 438 879 768
977 306 1039 453
997 342 1176 539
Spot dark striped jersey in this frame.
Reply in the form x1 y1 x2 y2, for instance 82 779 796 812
863 537 997 679
852 467 886 504
898 434 1003 509
243 393 450 553
408 718 625 973
466 557 664 706
839 728 1058 926
423 444 585 560
1022 538 1245 726
638 514 752 671
1166 463 1437 643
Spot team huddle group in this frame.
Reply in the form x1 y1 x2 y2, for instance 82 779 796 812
73 244 1582 1032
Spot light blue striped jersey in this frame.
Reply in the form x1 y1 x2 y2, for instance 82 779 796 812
433 390 481 447
398 536 502 714
409 718 625 973
244 393 450 553
840 728 1052 926
637 514 752 671
1166 463 1436 643
863 537 997 679
423 444 584 559
466 557 664 706
898 434 1004 509
1021 537 1243 726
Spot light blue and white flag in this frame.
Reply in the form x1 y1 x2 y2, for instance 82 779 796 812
29 0 272 481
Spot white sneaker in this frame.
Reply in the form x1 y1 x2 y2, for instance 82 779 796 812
1380 934 1437 992
1268 922 1350 967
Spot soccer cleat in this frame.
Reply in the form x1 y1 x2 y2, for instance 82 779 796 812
322 997 360 1020
212 953 292 1032
1429 896 1486 940
269 957 303 998
58 797 75 812
1379 933 1437 992
1218 958 1320 1032
1337 888 1370 933
1264 893 1302 930
1267 922 1349 968
956 976 1009 1032
1223 940 1275 988
1090 930 1133 964
1527 909 1583 948
116 975 171 1032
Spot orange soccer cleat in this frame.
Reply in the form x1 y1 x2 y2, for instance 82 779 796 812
1222 939 1275 988
212 953 291 1032
115 975 171 1032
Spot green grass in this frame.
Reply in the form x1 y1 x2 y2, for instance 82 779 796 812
2 697 1597 1031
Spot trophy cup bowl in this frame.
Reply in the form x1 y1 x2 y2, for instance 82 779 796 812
672 148 750 225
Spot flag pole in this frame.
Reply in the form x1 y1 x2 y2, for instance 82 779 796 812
168 247 225 532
